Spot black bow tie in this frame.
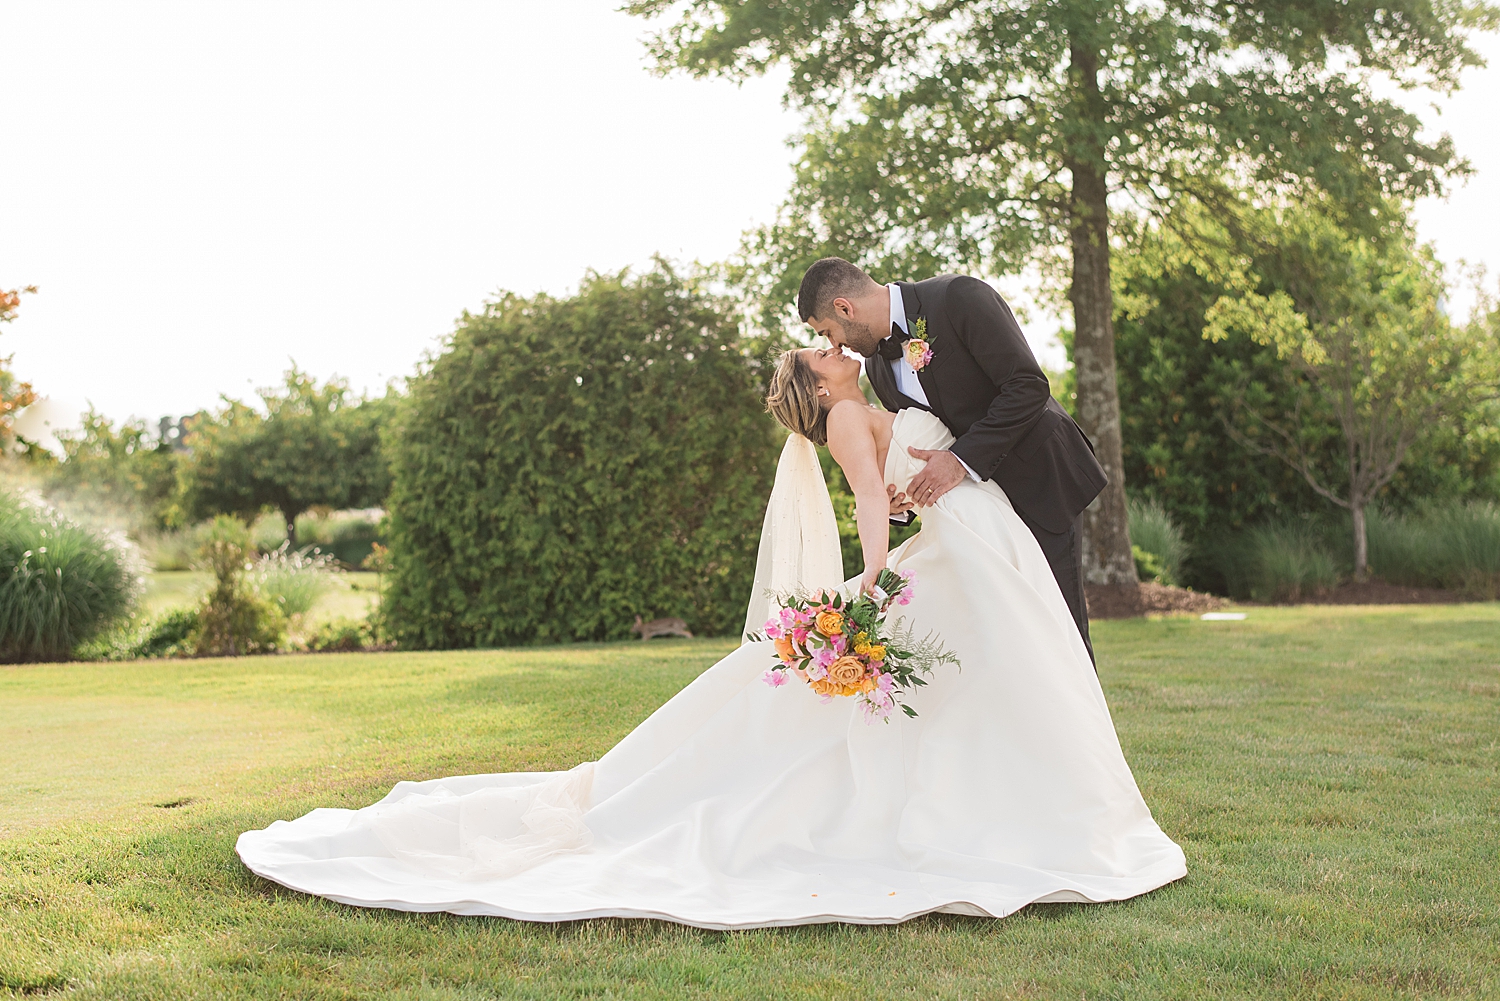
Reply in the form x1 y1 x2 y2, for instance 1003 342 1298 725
875 322 909 361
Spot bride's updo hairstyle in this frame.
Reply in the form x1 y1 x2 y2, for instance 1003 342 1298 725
765 349 830 446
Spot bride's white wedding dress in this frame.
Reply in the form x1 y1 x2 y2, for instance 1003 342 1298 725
237 410 1185 928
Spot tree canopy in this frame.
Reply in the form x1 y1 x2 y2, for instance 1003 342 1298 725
629 0 1496 587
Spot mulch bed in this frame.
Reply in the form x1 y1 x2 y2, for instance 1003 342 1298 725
1086 578 1470 619
1085 582 1226 619
1250 579 1465 606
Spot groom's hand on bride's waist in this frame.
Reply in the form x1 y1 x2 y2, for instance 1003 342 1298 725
906 448 969 507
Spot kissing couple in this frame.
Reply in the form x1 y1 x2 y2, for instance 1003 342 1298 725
238 259 1186 929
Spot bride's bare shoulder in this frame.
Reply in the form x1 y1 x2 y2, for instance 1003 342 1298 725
824 399 878 451
826 399 876 433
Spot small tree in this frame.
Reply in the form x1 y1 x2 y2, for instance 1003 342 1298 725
179 368 392 547
0 285 38 451
192 516 285 657
1205 209 1499 579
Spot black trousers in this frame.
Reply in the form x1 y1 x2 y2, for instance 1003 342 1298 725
1015 509 1095 668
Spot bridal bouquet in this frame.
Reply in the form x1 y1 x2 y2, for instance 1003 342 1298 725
760 569 958 723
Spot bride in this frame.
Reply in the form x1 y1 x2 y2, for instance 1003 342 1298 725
237 347 1186 929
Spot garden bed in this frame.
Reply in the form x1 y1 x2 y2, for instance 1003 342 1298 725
1251 578 1467 606
1085 582 1226 619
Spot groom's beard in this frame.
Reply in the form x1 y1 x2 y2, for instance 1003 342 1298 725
840 317 885 358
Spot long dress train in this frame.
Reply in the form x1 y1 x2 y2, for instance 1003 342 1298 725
237 410 1185 929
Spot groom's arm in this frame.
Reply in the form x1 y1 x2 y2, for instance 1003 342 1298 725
944 277 1052 481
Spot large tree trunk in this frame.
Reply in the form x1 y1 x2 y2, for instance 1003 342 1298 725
1066 44 1138 589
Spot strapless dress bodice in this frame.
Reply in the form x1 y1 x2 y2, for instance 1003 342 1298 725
883 408 957 496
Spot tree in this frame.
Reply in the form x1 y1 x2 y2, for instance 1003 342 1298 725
179 368 392 547
382 263 780 648
1204 207 1500 579
0 285 38 451
47 409 180 529
1114 206 1500 587
628 0 1495 589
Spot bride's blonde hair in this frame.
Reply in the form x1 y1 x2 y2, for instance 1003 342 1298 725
765 349 830 446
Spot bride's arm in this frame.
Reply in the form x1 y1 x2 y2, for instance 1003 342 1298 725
826 402 889 594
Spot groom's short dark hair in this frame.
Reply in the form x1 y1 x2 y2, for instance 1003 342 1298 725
797 258 875 322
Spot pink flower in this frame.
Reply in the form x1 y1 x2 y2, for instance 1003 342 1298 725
765 622 783 639
877 672 895 692
779 608 795 628
904 339 933 372
792 628 810 647
762 668 788 687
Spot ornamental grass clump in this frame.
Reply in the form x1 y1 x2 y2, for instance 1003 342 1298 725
250 541 341 619
1368 500 1500 598
1128 497 1189 587
0 491 142 662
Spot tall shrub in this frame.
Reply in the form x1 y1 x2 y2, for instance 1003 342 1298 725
384 264 780 647
0 492 141 662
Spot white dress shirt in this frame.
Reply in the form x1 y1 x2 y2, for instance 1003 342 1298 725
887 282 928 405
886 283 979 483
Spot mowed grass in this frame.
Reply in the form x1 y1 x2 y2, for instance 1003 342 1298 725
2 606 1498 1000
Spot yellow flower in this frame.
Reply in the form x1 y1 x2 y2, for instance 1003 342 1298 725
865 644 886 661
814 610 844 636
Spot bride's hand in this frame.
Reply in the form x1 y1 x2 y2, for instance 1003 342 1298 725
860 565 886 596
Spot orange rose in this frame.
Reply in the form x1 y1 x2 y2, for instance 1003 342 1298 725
826 655 866 688
773 635 797 663
809 678 841 696
810 677 858 697
814 610 845 636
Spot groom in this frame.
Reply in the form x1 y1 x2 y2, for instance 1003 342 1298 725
798 258 1106 664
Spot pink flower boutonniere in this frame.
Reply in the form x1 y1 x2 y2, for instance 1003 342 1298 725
905 317 933 372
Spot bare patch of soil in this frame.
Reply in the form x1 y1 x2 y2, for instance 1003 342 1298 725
1085 582 1227 620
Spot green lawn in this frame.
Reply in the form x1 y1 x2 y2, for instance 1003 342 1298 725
2 605 1497 999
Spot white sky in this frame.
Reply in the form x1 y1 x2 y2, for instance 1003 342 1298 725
3 2 1496 437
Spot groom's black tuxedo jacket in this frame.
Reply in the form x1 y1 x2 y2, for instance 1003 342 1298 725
866 275 1107 535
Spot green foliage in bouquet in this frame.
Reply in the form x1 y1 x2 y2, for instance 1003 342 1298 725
763 569 958 721
383 262 782 647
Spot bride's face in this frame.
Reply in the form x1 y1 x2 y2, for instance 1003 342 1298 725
802 346 860 397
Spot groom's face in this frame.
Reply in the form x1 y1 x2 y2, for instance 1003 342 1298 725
812 298 884 358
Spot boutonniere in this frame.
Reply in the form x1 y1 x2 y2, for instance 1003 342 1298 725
905 317 933 372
